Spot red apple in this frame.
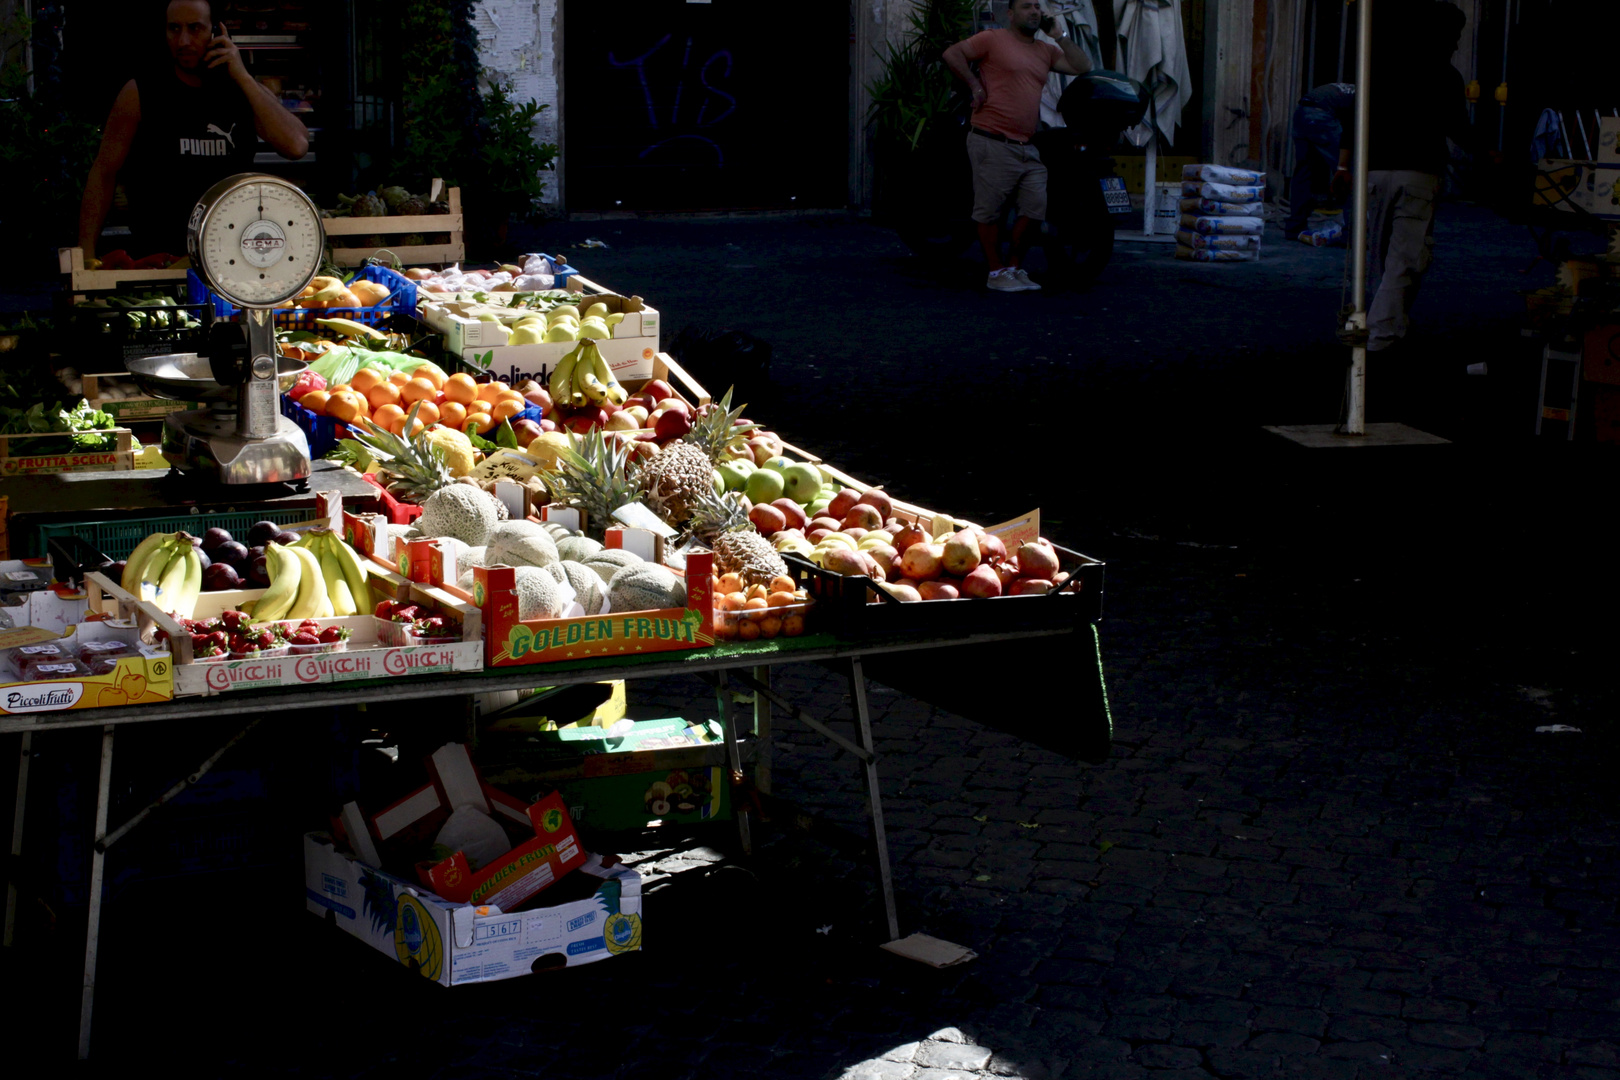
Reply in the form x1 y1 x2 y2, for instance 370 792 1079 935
855 489 893 519
825 488 863 521
748 503 787 534
772 499 808 531
655 409 693 440
642 378 674 401
842 504 884 531
512 419 544 447
524 388 553 412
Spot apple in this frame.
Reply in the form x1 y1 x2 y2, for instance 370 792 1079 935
809 516 843 533
772 499 808 531
781 462 823 505
719 461 754 492
825 488 862 521
642 378 674 401
605 411 639 432
625 392 657 413
655 409 693 440
512 418 544 447
807 528 834 544
655 397 690 418
626 404 649 426
747 434 784 465
748 503 787 534
744 468 785 505
855 489 893 519
842 504 884 531
523 388 553 412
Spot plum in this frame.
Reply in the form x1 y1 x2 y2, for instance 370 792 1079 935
248 553 270 588
215 540 249 571
246 520 281 547
202 563 241 591
272 530 300 546
196 548 212 570
200 527 233 552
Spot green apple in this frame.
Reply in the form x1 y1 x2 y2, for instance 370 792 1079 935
762 456 794 474
781 462 823 505
744 467 785 505
718 460 753 492
808 497 832 516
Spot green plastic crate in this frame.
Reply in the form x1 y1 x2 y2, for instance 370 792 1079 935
35 509 311 561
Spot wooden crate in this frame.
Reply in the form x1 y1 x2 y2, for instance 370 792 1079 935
58 247 189 294
0 429 136 476
322 184 464 267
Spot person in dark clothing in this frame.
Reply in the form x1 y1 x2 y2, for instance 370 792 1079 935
1285 83 1356 239
77 0 309 264
1364 1 1469 356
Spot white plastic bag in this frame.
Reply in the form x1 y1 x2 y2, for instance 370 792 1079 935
433 804 512 870
521 254 556 276
512 273 556 291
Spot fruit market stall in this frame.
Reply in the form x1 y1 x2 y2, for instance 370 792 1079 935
3 253 1110 1060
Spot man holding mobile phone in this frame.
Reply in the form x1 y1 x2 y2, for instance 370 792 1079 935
77 0 310 264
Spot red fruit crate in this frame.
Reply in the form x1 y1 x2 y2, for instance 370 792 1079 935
780 541 1104 639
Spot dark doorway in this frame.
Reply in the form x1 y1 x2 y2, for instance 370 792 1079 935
561 0 848 212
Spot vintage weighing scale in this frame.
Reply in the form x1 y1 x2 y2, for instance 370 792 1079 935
125 173 323 487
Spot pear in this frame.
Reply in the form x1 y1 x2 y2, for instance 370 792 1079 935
584 302 610 319
542 323 577 343
508 324 547 346
547 306 580 325
577 317 610 340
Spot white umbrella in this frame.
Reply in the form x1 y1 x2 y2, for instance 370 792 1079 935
1114 0 1192 148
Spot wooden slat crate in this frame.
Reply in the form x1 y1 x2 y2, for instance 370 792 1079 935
322 184 465 267
0 430 136 476
58 248 190 293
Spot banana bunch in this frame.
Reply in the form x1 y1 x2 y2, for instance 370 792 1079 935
254 531 374 622
120 532 203 618
548 339 627 409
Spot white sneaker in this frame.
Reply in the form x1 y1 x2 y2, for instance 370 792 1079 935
1010 268 1042 291
986 268 1024 292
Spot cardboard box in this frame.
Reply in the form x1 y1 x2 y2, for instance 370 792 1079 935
304 841 642 984
529 719 734 830
0 617 173 715
1532 159 1620 219
357 742 588 908
83 374 203 422
473 553 715 668
419 289 661 383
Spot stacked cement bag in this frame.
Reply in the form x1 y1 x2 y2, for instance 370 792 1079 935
1177 164 1266 262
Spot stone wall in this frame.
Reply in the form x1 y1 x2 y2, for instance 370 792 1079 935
471 0 562 206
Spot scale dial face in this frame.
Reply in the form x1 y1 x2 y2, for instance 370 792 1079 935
188 174 325 309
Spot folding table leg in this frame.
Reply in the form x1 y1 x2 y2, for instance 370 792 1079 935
79 725 115 1060
752 664 772 796
713 671 752 856
4 731 31 948
848 657 900 942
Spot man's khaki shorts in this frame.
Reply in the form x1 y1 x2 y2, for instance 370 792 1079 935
967 131 1048 223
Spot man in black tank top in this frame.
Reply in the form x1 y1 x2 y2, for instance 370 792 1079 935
77 0 309 262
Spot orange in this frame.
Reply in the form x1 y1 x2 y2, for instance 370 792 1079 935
403 417 426 438
372 403 406 434
366 381 402 411
400 377 437 404
491 398 523 422
328 382 353 397
496 389 527 407
388 369 411 387
299 390 331 415
350 368 384 394
438 401 468 430
411 361 448 389
413 401 441 426
326 394 362 424
444 373 478 405
475 380 509 403
463 412 497 435
466 398 491 416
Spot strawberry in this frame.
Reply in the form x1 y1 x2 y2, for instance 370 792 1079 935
289 632 321 646
318 626 349 644
208 631 229 648
221 610 251 630
373 599 398 619
254 630 277 649
390 604 421 624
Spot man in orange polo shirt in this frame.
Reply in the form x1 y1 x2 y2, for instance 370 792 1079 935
944 0 1092 292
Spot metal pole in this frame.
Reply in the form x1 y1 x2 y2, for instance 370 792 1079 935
1347 0 1373 434
78 726 115 1060
1337 0 1350 82
4 732 31 948
1305 0 1317 93
847 657 899 942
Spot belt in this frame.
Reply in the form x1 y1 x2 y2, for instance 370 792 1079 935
971 126 1029 146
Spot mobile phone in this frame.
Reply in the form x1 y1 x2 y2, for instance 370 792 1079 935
204 23 228 83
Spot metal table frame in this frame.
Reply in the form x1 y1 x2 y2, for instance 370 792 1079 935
2 626 1075 1059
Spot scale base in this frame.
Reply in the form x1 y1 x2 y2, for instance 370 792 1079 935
162 410 313 485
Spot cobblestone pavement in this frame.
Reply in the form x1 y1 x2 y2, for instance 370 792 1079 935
10 210 1620 1075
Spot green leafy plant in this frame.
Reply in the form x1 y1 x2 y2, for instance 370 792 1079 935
481 76 558 225
866 0 979 154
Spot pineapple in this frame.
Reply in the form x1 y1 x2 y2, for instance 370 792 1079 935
687 487 788 588
542 428 643 539
344 409 454 503
684 387 759 464
639 440 718 527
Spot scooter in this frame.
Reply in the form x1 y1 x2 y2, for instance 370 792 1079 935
892 70 1149 282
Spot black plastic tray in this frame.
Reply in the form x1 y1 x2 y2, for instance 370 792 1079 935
46 533 117 587
781 541 1104 638
65 301 214 373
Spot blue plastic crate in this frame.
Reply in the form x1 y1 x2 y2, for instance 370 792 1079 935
282 394 342 458
34 508 312 561
526 253 578 289
187 264 418 330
